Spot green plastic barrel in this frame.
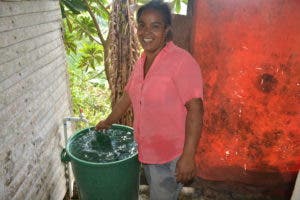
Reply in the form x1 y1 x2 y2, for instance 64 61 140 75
61 124 140 200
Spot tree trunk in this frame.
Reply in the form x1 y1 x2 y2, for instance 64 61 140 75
107 0 139 126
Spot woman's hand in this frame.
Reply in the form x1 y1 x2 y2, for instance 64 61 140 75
94 92 132 131
176 98 203 183
175 155 196 183
95 120 111 131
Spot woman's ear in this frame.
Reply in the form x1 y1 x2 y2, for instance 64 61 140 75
165 26 171 35
165 26 172 41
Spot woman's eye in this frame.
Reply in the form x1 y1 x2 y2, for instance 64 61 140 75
151 23 164 31
138 23 144 29
137 22 163 32
152 25 160 29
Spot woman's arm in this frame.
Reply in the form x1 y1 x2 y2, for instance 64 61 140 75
95 92 131 130
175 98 204 183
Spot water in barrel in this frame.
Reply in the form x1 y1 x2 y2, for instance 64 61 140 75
69 128 137 163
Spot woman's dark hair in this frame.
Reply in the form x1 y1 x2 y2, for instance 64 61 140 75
137 0 173 40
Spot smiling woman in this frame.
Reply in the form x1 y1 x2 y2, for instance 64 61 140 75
96 1 204 199
137 7 171 76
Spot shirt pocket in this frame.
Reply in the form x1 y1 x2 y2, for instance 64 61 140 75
143 76 173 105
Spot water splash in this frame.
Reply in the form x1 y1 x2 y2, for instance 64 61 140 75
69 128 137 163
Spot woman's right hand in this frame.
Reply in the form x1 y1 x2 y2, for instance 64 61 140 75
95 93 131 131
95 120 111 131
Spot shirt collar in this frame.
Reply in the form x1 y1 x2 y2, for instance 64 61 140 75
162 41 174 53
141 41 175 59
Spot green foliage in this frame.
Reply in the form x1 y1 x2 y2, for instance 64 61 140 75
63 29 77 54
60 0 87 16
78 42 103 70
73 15 98 41
60 0 112 128
91 0 110 20
67 51 111 128
66 38 110 128
174 0 181 14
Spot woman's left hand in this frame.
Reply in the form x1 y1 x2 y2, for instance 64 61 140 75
175 155 196 183
175 98 203 183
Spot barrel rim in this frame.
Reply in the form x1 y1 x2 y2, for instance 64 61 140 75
66 124 138 166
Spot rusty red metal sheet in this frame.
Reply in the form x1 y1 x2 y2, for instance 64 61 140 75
191 0 300 184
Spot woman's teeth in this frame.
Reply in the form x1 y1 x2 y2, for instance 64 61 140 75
144 38 153 43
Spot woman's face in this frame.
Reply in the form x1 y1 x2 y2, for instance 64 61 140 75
137 9 169 55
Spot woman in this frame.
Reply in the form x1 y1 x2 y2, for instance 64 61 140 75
96 1 204 199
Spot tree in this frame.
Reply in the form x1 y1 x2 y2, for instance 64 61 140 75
106 0 139 125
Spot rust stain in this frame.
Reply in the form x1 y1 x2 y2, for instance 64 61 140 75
191 0 300 184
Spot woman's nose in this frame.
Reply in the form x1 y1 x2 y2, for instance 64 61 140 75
141 26 151 34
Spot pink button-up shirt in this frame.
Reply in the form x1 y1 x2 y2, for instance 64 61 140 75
125 42 203 164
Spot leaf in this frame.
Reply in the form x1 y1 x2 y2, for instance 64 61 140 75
68 0 88 11
77 42 104 71
92 1 110 20
63 31 77 54
66 16 73 32
60 2 66 18
61 0 88 14
74 16 98 40
182 0 188 4
174 0 181 14
62 0 80 14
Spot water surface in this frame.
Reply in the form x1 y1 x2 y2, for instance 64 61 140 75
69 128 137 163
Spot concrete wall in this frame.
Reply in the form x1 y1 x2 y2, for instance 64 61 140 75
0 1 72 199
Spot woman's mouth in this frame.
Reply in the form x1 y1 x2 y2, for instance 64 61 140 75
143 38 153 43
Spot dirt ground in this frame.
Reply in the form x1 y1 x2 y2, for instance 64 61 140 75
67 184 291 200
138 185 197 200
68 184 198 200
67 177 295 200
